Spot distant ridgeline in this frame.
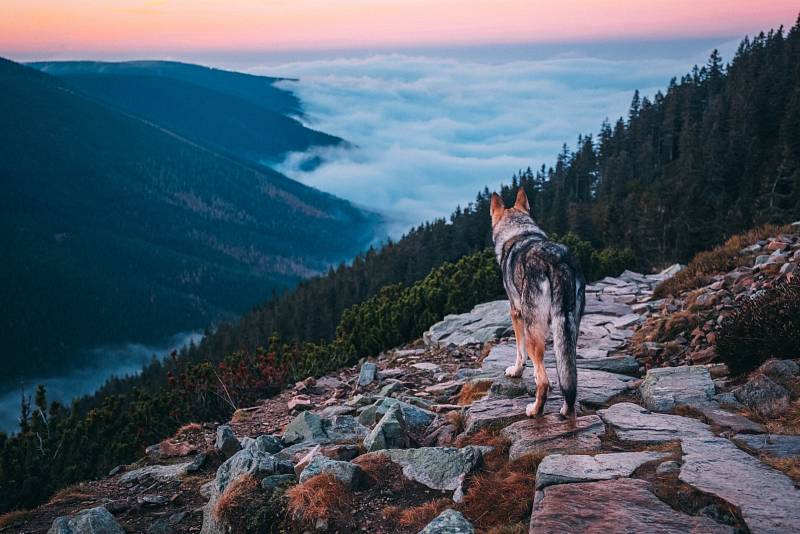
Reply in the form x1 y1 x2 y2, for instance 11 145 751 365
0 58 381 392
2 19 800 514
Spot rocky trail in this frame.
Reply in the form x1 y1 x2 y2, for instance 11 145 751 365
15 232 800 533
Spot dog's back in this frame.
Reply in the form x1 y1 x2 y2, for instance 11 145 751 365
503 238 585 410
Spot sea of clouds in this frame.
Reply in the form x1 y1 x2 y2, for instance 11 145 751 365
261 41 738 237
0 331 202 433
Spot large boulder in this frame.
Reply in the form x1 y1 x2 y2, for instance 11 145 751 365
423 300 513 347
640 366 715 412
48 506 125 534
369 398 435 432
418 509 474 534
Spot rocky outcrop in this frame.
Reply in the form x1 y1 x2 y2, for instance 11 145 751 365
48 506 125 534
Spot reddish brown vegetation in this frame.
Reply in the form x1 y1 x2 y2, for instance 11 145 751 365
457 380 492 405
285 473 353 528
213 475 260 530
382 498 453 530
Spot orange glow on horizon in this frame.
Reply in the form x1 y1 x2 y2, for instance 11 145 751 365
2 0 798 56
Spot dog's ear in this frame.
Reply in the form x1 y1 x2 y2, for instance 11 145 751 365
490 193 504 220
514 187 530 213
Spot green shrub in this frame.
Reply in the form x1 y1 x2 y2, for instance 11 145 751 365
716 279 800 375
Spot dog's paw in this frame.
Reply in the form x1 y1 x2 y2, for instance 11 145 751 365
526 401 544 417
559 402 577 419
504 365 523 378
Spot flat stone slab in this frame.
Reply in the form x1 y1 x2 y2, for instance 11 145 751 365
423 300 513 347
583 300 633 317
119 462 192 485
597 402 713 443
501 415 605 460
483 343 638 375
574 355 640 375
536 451 669 489
696 405 766 434
732 433 800 458
680 437 800 533
640 366 715 412
463 397 547 434
530 478 732 533
360 446 485 491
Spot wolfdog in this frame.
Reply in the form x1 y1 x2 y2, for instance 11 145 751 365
490 188 585 418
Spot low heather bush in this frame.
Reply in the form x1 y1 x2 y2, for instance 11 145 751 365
716 279 800 375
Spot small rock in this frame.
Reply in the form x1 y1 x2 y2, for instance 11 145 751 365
731 374 791 415
213 448 294 495
262 473 296 494
358 362 378 386
298 456 365 489
214 425 241 458
364 404 411 451
120 463 192 485
371 397 435 432
247 434 283 454
656 460 680 475
287 395 313 411
48 506 125 534
139 495 170 507
412 362 442 372
418 509 474 534
108 465 124 477
294 444 322 476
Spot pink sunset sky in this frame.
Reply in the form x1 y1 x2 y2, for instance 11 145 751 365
3 0 798 55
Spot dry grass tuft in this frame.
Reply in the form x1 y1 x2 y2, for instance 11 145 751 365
446 410 466 435
285 473 353 528
353 454 410 492
0 510 30 530
49 483 93 504
762 456 800 483
461 470 534 529
745 399 800 435
383 498 453 529
173 422 203 438
457 379 492 405
454 427 511 470
213 474 260 529
654 224 794 298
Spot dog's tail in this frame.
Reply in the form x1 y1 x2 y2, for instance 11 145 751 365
551 263 582 415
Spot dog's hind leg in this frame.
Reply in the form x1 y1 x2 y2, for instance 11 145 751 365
524 328 549 417
505 307 526 378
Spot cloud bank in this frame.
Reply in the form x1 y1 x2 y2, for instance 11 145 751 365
261 43 735 236
0 331 202 434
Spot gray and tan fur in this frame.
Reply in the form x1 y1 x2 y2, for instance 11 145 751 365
490 188 585 418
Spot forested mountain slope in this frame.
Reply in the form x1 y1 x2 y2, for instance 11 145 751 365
29 61 343 164
0 58 380 390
